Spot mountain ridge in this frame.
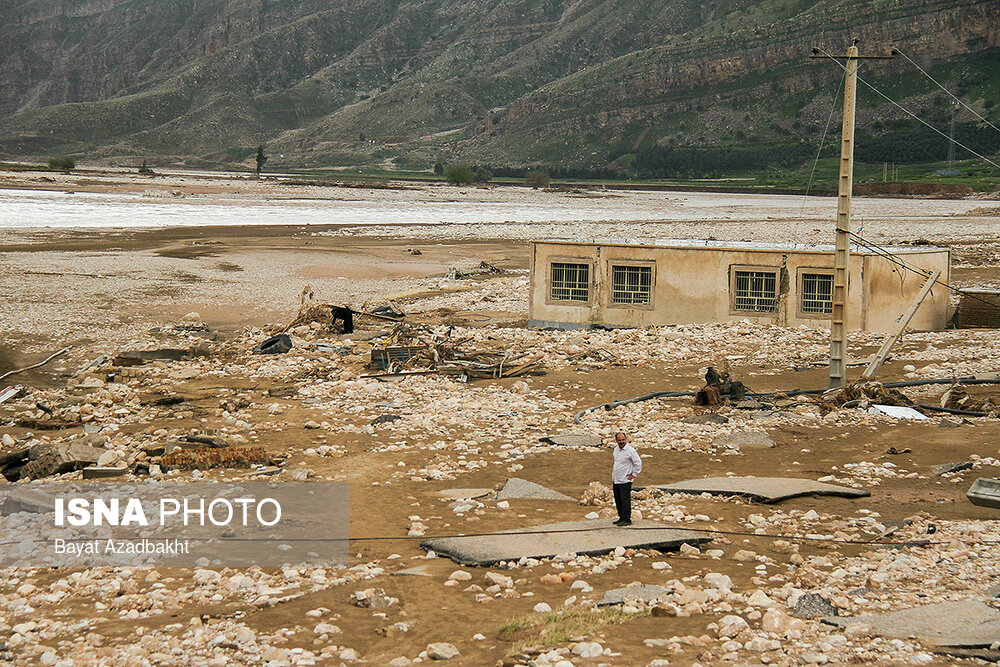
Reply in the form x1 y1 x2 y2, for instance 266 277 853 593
1 0 997 172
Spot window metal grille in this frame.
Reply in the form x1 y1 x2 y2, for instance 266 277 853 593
611 265 652 305
733 270 778 312
550 262 590 301
801 273 834 314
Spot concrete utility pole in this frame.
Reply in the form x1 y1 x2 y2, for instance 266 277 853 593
811 40 893 388
828 42 859 389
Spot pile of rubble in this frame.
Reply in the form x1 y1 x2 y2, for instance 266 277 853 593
368 325 545 380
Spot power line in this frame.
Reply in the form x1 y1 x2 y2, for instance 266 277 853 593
804 70 847 198
846 230 1000 314
813 47 1000 171
893 47 1000 136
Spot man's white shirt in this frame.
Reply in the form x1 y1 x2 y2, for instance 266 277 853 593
612 444 642 484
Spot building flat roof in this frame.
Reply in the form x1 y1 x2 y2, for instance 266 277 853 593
531 238 947 255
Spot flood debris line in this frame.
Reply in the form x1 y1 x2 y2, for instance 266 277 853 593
578 375 1000 424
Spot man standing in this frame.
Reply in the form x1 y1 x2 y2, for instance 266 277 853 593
610 431 641 526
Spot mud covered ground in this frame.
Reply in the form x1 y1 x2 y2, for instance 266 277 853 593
2 171 1000 666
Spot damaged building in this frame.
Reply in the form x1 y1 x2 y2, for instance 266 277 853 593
528 239 951 332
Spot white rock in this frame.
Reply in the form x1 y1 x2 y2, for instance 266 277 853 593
448 570 472 581
761 609 802 633
717 615 749 638
426 642 460 660
484 572 513 588
747 590 776 608
572 642 603 658
705 572 733 591
533 602 552 613
314 623 341 635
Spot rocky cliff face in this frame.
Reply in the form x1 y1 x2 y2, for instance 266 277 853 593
0 0 997 169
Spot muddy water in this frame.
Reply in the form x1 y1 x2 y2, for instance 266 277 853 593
1 186 996 230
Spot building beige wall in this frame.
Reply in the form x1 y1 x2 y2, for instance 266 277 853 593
862 250 951 332
528 241 950 333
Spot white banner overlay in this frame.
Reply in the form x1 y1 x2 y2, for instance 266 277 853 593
0 482 348 567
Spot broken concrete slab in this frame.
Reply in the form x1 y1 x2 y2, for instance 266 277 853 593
1 487 56 515
539 433 603 447
793 593 839 619
932 461 973 476
421 519 709 567
968 478 1000 509
437 488 494 501
392 565 434 577
935 648 1000 663
712 431 775 449
82 466 128 480
652 476 869 503
868 404 928 420
496 478 574 502
598 584 670 607
114 349 188 365
20 443 106 480
823 600 1000 648
682 413 730 425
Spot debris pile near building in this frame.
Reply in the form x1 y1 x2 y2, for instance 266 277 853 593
368 326 544 379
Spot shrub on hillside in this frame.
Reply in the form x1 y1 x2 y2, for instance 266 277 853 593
444 163 474 185
48 156 75 170
473 166 492 183
525 169 551 188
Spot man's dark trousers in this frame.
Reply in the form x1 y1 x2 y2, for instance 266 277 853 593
613 482 632 522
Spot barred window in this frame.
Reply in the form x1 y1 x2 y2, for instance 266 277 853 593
611 265 652 305
733 269 778 312
550 262 590 301
801 272 834 314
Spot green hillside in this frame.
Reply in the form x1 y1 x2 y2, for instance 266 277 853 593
0 0 997 178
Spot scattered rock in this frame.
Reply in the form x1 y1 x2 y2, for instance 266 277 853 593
426 643 460 660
